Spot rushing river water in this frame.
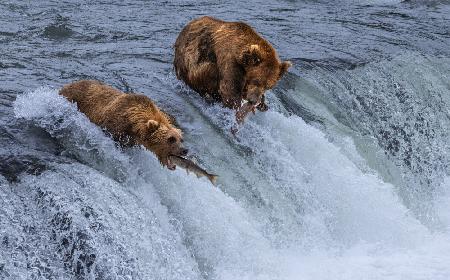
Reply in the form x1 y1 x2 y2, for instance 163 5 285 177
1 0 450 279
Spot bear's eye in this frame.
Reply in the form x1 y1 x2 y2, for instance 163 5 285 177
252 79 261 86
168 136 177 144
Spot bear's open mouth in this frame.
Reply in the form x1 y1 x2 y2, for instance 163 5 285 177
167 155 178 170
243 98 258 107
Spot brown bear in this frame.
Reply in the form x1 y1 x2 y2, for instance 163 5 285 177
59 80 188 170
174 16 292 123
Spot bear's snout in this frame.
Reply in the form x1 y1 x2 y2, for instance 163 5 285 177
243 82 264 105
247 95 260 105
180 148 189 156
245 90 263 105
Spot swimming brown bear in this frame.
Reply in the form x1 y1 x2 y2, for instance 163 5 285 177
174 16 292 123
60 80 188 170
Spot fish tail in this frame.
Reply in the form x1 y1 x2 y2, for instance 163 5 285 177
208 174 218 186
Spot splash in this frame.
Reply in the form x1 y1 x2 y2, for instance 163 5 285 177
5 80 450 279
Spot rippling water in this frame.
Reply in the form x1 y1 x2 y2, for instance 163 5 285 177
1 0 450 279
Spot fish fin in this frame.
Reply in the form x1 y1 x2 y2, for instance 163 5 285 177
208 175 218 186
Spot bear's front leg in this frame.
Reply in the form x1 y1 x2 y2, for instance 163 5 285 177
218 68 243 110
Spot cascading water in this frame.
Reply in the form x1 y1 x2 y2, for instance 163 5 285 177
1 0 450 279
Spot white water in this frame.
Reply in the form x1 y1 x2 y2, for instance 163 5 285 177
5 85 450 279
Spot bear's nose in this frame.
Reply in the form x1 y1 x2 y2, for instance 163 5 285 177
180 148 189 156
247 95 260 105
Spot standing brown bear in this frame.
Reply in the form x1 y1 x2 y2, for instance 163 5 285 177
174 16 292 123
60 80 188 170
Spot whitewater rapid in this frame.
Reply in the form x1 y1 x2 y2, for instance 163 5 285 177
3 82 449 279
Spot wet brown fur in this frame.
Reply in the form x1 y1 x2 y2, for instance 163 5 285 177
174 16 291 111
59 80 187 168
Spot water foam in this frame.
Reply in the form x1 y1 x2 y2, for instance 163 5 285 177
8 86 450 279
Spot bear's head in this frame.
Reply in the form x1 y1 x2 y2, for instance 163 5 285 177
239 44 292 106
139 119 188 170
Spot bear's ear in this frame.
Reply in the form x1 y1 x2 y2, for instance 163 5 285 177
279 61 292 79
146 119 160 133
164 110 180 128
239 44 263 67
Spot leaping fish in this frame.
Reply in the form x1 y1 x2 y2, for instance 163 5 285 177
169 155 218 186
235 101 256 125
231 102 257 135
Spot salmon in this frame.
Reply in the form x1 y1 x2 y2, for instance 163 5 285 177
169 155 218 186
231 102 257 135
235 101 256 124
